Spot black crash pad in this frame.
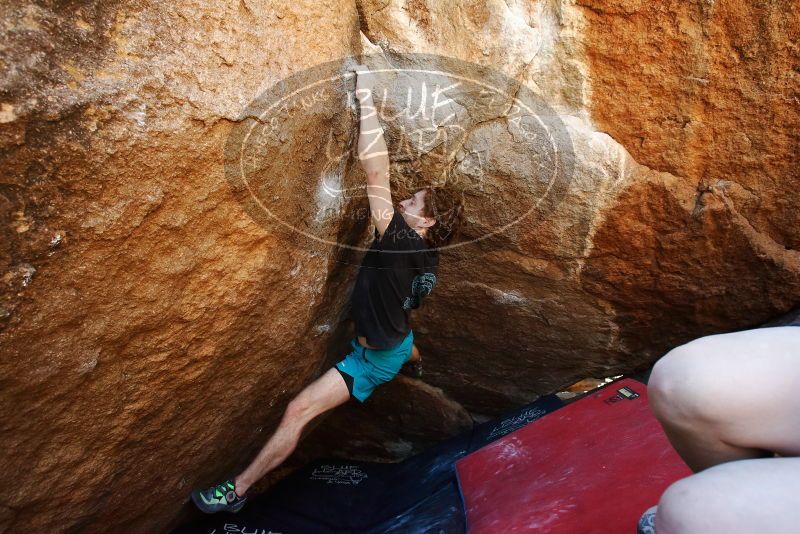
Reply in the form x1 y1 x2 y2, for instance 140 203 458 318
173 393 564 534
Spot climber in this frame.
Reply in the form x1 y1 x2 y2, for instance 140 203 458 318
636 325 800 533
190 64 464 513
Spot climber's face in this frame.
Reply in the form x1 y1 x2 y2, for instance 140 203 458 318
397 189 435 232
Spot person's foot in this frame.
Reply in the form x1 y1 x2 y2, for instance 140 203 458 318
637 504 658 534
191 479 247 514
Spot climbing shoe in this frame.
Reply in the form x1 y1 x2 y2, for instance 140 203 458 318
191 479 247 514
637 504 658 534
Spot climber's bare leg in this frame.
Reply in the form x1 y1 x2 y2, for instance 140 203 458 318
648 326 800 472
409 344 421 362
654 456 800 533
232 367 350 496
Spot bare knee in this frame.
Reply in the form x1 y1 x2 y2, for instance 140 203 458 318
656 465 745 533
284 395 313 424
656 476 709 533
648 337 727 423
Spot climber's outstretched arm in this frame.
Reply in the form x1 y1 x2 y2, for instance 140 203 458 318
354 65 394 237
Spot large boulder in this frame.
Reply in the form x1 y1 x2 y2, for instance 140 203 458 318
352 0 800 415
0 1 362 532
1 0 798 531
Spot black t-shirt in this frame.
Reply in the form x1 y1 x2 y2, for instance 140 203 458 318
351 211 439 350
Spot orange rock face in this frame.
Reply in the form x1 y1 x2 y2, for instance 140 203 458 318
1 0 798 532
577 0 800 356
1 1 363 532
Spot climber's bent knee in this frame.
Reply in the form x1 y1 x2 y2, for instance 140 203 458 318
284 367 352 425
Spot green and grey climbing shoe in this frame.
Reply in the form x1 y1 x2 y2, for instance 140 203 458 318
191 479 247 514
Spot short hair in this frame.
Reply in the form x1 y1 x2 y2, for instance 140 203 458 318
420 187 464 249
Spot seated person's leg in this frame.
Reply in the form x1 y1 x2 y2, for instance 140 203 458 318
656 456 800 533
647 326 800 472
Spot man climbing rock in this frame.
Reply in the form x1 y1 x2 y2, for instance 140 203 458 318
190 64 464 513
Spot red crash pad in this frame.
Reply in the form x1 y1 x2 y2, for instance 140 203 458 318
455 378 692 533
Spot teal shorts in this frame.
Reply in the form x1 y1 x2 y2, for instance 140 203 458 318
335 330 414 402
